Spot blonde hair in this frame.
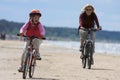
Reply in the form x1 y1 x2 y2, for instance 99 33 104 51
82 4 95 12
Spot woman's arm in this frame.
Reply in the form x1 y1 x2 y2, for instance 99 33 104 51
79 13 85 29
94 13 100 28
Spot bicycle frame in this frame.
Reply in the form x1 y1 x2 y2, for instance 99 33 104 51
26 39 36 69
17 34 46 79
81 28 97 69
22 37 36 79
84 29 95 55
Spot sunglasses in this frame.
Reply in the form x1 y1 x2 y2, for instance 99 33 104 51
86 9 92 11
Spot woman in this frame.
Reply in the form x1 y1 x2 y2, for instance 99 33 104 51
18 9 46 72
79 4 101 58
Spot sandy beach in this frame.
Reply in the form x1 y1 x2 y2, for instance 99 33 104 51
0 40 120 80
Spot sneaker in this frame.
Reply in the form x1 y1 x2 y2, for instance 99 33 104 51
18 66 23 72
35 52 42 60
80 54 84 59
93 49 95 53
79 46 83 52
36 56 42 60
91 58 94 65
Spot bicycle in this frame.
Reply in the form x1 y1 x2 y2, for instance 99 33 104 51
17 34 46 79
80 28 100 69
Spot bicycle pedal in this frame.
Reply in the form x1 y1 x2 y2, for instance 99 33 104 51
36 57 42 60
18 69 23 72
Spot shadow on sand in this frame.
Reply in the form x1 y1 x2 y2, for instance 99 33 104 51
91 68 114 71
30 77 59 80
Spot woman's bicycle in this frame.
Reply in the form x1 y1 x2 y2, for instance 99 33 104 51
81 28 100 69
17 34 45 79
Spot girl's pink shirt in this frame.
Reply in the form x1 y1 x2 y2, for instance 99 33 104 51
20 21 46 36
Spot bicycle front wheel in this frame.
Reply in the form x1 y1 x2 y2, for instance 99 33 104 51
23 53 30 79
82 57 86 68
88 55 92 69
29 56 36 78
82 45 87 69
88 50 93 69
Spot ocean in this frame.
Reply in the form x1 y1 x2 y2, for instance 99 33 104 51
47 40 120 55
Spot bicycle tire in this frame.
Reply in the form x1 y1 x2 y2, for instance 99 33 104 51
82 57 86 68
23 53 30 79
29 56 35 78
87 44 93 69
88 55 92 69
82 46 87 68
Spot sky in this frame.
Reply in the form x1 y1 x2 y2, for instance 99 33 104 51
0 0 120 31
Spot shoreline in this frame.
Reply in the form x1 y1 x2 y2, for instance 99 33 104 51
1 39 120 55
43 40 120 55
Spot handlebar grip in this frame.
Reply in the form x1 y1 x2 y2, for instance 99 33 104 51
17 34 20 36
17 34 26 37
41 37 46 40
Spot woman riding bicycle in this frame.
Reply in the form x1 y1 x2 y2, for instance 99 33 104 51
18 9 46 72
79 4 101 57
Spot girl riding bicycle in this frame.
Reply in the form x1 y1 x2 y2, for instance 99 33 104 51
79 4 101 58
18 9 46 72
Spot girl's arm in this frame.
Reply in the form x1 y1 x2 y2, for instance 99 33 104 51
38 23 46 37
20 22 29 34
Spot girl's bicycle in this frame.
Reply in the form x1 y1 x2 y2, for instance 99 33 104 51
81 28 100 69
17 34 45 79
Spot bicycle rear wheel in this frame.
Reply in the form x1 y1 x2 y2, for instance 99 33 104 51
23 53 30 79
29 56 36 78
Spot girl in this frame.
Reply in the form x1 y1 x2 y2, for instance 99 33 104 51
18 9 46 72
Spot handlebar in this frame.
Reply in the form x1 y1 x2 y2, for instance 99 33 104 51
17 34 46 40
80 28 101 32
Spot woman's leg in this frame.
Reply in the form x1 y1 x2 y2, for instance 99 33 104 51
90 31 96 64
79 29 88 51
91 31 96 52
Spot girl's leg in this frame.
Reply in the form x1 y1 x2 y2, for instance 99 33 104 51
32 38 42 60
